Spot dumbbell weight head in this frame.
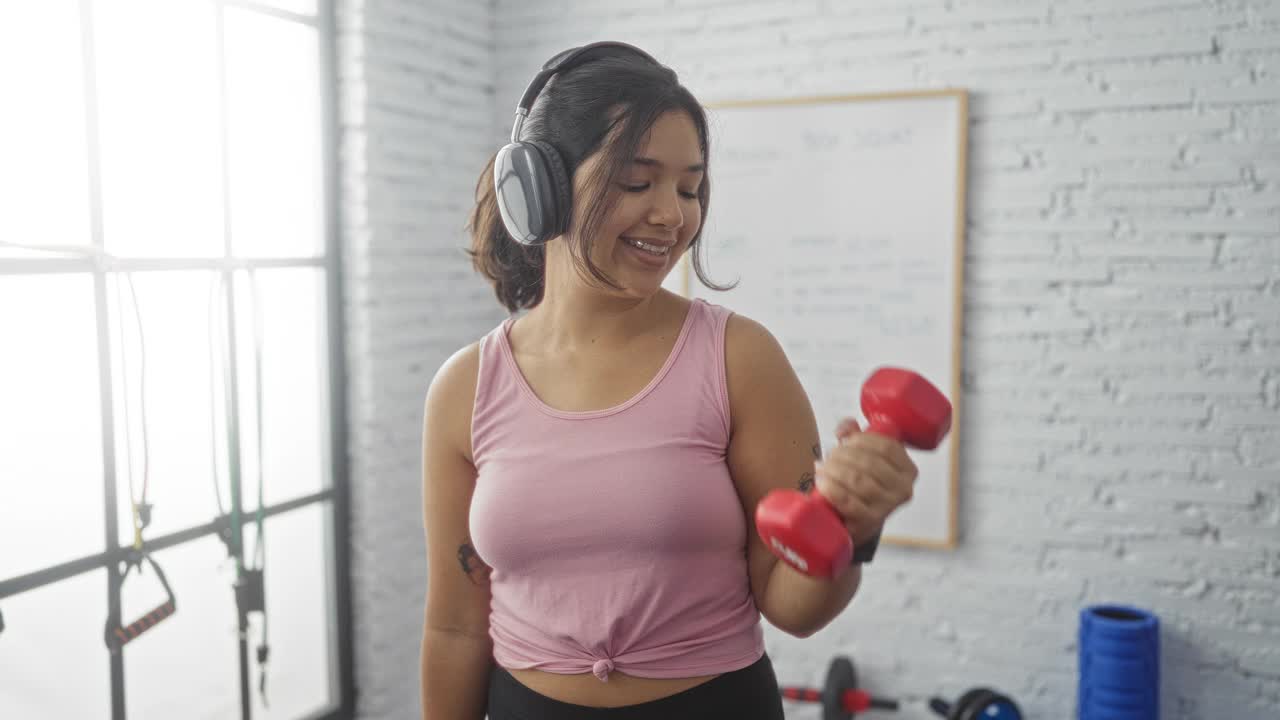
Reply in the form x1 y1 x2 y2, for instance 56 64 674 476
860 367 952 448
956 689 999 720
756 490 852 577
823 656 856 720
929 687 1023 720
779 656 899 719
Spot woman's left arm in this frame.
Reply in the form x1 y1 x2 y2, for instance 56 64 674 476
724 314 917 639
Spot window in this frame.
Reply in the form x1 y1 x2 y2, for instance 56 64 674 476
0 2 353 719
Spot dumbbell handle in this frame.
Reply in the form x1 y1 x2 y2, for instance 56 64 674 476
755 417 909 577
755 416 926 577
790 414 902 546
757 368 952 578
780 686 900 713
862 418 904 442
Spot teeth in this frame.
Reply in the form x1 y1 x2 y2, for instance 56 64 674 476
625 238 668 255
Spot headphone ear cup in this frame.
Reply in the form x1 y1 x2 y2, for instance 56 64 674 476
527 140 572 238
493 140 558 245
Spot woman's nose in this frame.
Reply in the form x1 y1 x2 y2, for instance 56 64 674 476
648 187 684 230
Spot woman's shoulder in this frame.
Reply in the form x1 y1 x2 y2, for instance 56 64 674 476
678 293 776 366
432 339 483 393
721 309 794 421
425 341 483 463
435 313 514 398
721 308 774 358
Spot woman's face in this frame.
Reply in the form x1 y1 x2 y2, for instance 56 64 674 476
571 110 705 298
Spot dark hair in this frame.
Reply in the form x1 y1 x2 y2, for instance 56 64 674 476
466 52 736 312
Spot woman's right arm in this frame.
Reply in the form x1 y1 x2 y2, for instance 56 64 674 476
420 343 493 720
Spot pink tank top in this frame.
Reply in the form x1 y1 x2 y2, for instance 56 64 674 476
468 298 764 682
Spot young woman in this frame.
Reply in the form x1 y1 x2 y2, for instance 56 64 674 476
420 42 919 720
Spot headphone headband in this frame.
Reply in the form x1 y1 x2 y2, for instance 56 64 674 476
510 41 660 142
494 41 662 247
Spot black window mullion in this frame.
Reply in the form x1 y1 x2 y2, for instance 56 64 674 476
318 0 356 712
211 1 254 718
76 0 125 717
0 490 335 601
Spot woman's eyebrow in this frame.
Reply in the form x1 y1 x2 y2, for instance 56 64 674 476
633 156 705 173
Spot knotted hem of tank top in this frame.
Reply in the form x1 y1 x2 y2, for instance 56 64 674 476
591 657 615 682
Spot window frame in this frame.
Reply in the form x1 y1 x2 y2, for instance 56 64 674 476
0 2 355 718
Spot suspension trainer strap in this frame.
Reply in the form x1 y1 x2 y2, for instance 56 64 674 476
105 551 177 653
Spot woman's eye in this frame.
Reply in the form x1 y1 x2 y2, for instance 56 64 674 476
621 182 698 199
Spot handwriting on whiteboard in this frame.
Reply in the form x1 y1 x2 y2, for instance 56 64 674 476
802 128 916 152
691 92 965 547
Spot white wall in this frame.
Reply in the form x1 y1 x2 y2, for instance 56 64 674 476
342 0 1280 718
336 1 503 718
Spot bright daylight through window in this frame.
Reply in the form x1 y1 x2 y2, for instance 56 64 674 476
0 2 352 719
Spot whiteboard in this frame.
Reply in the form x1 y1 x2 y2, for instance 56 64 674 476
671 90 967 548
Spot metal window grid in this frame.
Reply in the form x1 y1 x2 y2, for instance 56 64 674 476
0 1 356 718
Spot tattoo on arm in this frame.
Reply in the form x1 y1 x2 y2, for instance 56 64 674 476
798 443 822 492
457 541 491 586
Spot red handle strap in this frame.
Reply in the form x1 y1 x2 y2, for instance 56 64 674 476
105 551 177 652
108 599 177 649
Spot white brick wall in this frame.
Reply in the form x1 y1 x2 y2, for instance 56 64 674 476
341 0 1280 718
337 1 502 718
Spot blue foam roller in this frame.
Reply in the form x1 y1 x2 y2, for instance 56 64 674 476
1079 604 1160 720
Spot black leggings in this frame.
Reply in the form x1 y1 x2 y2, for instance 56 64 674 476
486 653 785 720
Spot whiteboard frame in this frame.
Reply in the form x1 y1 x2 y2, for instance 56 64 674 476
678 88 968 550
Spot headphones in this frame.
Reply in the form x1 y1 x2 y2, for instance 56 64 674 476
494 41 661 246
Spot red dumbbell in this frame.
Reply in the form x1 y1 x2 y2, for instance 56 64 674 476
756 367 953 578
781 656 899 719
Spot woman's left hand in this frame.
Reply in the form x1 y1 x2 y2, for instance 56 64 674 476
813 418 919 546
